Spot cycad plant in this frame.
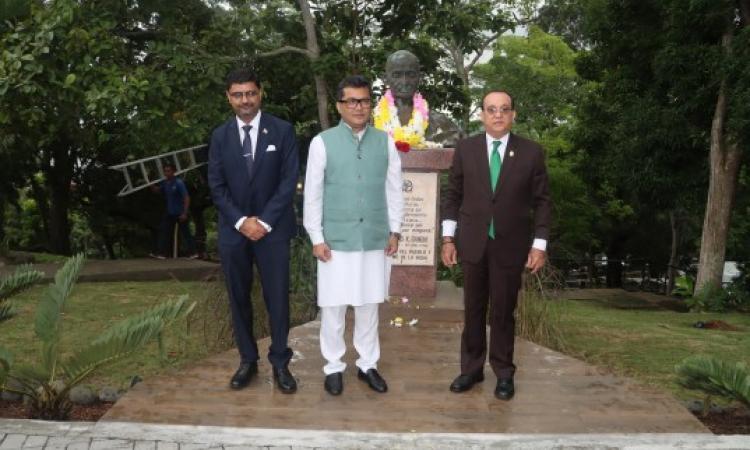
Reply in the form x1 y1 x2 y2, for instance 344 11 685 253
0 254 195 419
676 355 750 414
0 264 44 322
0 264 44 388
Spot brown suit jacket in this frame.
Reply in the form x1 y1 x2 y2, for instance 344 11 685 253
442 132 552 267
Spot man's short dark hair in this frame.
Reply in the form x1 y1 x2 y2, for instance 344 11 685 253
225 68 261 91
162 162 176 171
481 90 514 110
336 75 371 100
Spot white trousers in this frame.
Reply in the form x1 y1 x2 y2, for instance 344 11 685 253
319 303 380 375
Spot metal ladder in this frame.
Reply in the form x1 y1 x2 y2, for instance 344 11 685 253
109 144 207 197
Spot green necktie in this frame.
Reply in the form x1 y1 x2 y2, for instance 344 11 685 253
489 140 502 239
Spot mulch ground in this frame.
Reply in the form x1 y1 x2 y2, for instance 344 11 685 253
1 398 748 434
693 407 750 435
0 399 112 421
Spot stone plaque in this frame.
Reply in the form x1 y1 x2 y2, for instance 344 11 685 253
394 171 437 266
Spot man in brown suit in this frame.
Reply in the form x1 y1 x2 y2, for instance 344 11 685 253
441 90 552 400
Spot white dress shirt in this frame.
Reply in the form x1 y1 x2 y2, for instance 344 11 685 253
441 132 546 251
233 112 272 233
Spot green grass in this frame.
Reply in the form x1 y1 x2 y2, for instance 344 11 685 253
558 294 750 401
27 252 69 264
2 280 316 390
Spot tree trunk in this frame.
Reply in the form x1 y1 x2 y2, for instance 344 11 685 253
29 177 50 248
695 29 742 292
46 171 72 255
103 233 116 260
297 0 330 130
448 43 470 133
605 244 624 288
0 196 6 244
667 210 679 295
43 144 74 255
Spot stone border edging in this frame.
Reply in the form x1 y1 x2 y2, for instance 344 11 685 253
2 419 749 449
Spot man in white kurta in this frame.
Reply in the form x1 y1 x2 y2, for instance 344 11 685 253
303 75 404 395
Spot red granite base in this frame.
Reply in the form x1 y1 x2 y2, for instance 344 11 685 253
389 265 436 298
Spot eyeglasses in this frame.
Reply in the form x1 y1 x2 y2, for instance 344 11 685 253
485 106 514 116
338 98 372 109
229 90 260 100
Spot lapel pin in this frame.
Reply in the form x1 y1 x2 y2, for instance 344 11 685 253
509 151 514 157
262 128 268 134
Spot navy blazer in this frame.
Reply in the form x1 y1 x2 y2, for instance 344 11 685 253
208 112 299 246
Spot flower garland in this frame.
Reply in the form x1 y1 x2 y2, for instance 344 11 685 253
373 89 429 149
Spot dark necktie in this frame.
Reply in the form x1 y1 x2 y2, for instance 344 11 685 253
489 140 502 238
242 124 254 176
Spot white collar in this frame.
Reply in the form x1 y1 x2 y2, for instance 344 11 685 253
485 132 509 148
236 111 262 130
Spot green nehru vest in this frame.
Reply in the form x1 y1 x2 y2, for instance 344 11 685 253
321 121 390 251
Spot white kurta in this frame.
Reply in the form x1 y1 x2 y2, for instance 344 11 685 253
303 128 404 307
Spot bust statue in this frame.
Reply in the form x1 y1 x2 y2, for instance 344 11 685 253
373 50 461 148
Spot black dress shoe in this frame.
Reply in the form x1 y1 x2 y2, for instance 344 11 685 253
324 372 343 395
273 366 297 394
495 378 515 400
357 368 388 393
449 372 484 393
230 362 257 390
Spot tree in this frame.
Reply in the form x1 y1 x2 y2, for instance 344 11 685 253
694 0 750 291
536 0 589 51
571 0 750 289
0 0 238 255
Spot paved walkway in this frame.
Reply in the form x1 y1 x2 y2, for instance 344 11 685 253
104 282 706 434
2 418 750 449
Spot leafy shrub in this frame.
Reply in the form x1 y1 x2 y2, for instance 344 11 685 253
671 274 695 298
685 282 731 313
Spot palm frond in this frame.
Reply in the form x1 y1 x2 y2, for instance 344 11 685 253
61 296 195 388
676 355 750 407
0 302 16 323
34 254 84 343
92 294 195 345
0 264 44 300
6 364 49 395
32 254 84 381
0 264 44 322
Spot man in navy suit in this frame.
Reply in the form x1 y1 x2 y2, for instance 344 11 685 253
208 68 299 393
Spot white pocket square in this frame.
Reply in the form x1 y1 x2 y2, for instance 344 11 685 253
266 145 277 152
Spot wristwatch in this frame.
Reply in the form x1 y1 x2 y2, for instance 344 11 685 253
390 232 402 241
442 236 455 244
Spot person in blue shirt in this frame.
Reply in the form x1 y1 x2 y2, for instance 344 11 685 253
151 163 198 259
